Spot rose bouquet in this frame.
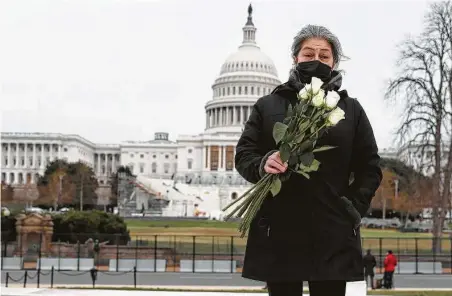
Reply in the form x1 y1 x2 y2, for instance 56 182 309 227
222 77 345 237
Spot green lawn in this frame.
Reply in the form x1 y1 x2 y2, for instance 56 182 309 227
126 219 239 229
125 219 440 238
125 219 451 253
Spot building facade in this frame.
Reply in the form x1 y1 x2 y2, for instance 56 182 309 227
0 6 280 194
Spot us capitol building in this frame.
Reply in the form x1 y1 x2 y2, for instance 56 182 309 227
0 5 283 216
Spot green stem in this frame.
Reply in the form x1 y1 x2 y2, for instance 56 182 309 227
238 189 264 230
239 175 273 236
222 176 267 212
224 174 273 222
309 123 328 140
236 179 270 219
229 189 257 219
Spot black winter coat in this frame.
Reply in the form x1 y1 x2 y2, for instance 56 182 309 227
235 79 382 283
363 253 377 276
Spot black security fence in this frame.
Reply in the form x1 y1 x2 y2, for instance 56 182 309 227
1 233 451 274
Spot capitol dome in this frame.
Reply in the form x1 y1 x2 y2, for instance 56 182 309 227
204 4 281 135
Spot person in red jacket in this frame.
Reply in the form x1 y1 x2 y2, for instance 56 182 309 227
383 250 397 289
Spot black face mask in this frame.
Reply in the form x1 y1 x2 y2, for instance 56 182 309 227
295 60 332 83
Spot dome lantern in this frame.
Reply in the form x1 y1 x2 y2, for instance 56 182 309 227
242 4 257 47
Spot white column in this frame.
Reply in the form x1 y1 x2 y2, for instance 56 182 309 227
14 172 18 184
240 106 244 124
248 106 252 121
202 146 207 170
219 108 223 126
223 146 227 170
15 143 19 168
112 154 116 173
210 110 213 127
206 111 209 128
40 144 45 168
233 107 238 124
33 144 37 168
58 144 61 159
226 107 229 125
8 143 11 168
105 154 109 175
207 146 211 170
49 143 54 161
219 145 223 169
97 154 101 175
24 143 28 168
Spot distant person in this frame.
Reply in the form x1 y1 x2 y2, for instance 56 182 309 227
363 249 376 289
383 250 397 289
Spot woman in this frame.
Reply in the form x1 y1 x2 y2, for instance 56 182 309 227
235 25 382 296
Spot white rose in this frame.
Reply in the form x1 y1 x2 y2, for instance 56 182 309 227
311 89 325 107
298 87 309 101
2 208 10 217
327 107 345 126
310 77 323 95
325 91 340 110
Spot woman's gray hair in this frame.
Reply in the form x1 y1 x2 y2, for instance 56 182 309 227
291 25 344 68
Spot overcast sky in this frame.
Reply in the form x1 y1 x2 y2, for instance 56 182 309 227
0 0 431 149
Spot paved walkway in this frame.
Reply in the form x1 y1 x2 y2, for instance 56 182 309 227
0 282 365 295
2 284 452 296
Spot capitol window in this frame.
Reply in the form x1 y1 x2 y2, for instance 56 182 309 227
130 154 134 158
233 87 236 95
251 86 254 95
165 154 169 159
244 86 248 95
152 163 157 173
187 159 193 170
153 155 156 158
164 163 170 174
188 148 192 153
140 154 144 158
238 86 242 95
227 87 230 95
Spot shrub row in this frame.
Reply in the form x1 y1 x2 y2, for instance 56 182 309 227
1 210 130 245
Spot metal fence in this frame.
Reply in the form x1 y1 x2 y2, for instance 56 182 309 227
2 233 451 274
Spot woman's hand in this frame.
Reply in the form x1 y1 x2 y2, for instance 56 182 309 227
264 151 288 174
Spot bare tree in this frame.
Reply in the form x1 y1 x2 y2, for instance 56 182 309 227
385 1 451 252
